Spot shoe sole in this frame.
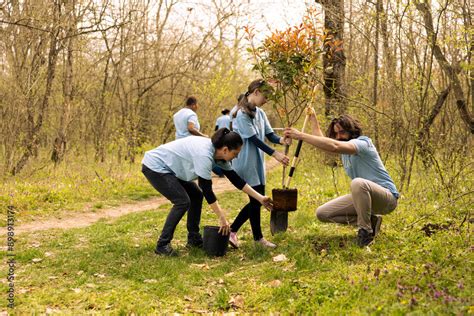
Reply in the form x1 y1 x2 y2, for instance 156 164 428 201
229 239 239 249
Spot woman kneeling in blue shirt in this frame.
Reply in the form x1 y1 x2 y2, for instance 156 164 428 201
142 128 273 256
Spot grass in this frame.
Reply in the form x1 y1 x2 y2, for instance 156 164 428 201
1 149 472 313
0 155 159 226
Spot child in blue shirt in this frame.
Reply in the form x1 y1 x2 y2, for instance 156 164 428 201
229 79 291 249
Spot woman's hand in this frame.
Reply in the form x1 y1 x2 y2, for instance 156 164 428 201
272 151 289 166
218 216 230 235
260 196 274 211
284 127 303 140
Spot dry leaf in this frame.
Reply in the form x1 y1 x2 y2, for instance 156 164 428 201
93 273 106 278
218 278 225 284
190 263 210 270
85 283 96 288
184 296 193 302
32 258 43 263
44 252 54 257
272 254 287 262
269 279 282 287
72 288 81 293
76 270 84 275
144 279 158 283
228 295 244 309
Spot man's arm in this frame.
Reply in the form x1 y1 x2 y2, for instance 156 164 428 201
188 122 208 137
285 128 357 155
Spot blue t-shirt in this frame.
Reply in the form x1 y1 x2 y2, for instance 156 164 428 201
341 136 399 198
173 108 200 139
232 108 273 186
215 114 231 129
142 136 231 181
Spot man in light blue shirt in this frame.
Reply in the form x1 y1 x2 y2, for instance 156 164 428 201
285 112 399 247
173 96 208 139
215 109 231 130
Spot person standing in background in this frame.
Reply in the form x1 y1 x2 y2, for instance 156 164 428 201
215 109 231 131
173 96 208 139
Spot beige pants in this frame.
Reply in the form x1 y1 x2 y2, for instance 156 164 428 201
316 178 398 232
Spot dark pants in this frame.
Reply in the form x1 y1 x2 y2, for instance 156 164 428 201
142 165 203 247
230 185 265 241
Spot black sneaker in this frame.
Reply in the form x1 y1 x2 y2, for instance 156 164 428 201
155 244 177 256
357 228 374 247
370 215 383 237
186 239 203 249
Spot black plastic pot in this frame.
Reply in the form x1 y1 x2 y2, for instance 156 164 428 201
203 225 229 257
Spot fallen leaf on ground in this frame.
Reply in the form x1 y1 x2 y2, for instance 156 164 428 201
228 295 244 309
32 258 43 263
72 288 81 293
144 279 158 283
272 254 287 262
269 280 282 287
190 263 210 270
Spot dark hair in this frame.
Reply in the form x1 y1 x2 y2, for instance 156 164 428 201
186 96 197 107
221 109 230 115
237 94 245 102
326 114 363 140
211 128 243 150
235 79 270 119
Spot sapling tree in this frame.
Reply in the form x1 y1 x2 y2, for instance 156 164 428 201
245 6 325 186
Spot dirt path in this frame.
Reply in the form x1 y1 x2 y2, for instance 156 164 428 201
5 158 280 235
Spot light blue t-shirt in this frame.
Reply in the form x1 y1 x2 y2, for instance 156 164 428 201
215 114 231 129
173 108 200 139
232 108 273 186
142 136 232 181
229 105 239 131
341 136 399 198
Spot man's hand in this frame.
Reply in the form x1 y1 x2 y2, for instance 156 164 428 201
284 127 304 140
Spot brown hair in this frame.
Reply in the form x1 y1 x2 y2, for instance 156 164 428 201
234 79 270 119
326 114 363 140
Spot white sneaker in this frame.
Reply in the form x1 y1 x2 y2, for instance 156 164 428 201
229 232 239 248
256 238 277 248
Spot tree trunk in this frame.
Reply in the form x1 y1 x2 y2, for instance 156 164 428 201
12 11 61 174
318 0 347 118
